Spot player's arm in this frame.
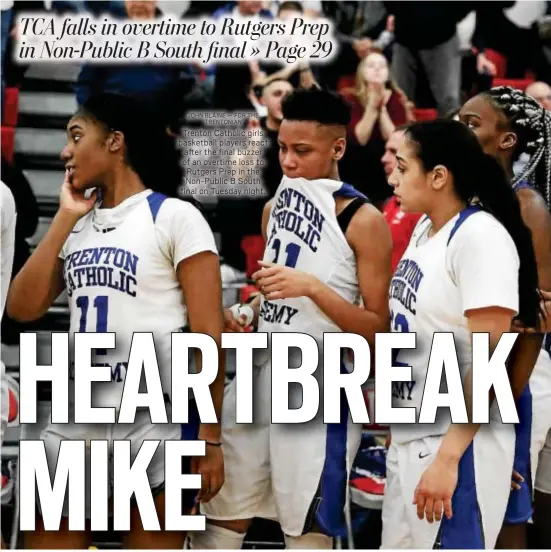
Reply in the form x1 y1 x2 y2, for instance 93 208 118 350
507 188 551 398
224 199 272 332
413 306 514 523
8 171 95 321
255 204 393 346
177 250 225 503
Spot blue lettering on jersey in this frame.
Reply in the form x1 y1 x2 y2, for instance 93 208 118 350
268 187 325 253
64 247 139 298
69 360 128 383
392 381 416 401
389 259 424 315
260 300 299 325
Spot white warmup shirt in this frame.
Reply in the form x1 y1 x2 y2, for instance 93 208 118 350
389 207 520 444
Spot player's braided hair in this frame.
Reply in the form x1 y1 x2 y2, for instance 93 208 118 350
484 86 551 206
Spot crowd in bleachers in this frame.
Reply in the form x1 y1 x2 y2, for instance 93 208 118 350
2 0 551 289
1 1 551 548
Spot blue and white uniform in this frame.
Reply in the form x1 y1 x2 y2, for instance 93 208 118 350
202 176 366 538
382 207 518 549
40 189 218 517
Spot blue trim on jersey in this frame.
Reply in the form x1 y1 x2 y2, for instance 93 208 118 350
447 205 483 246
513 179 533 193
334 182 367 200
436 442 485 549
504 384 533 524
147 192 168 223
181 399 201 511
316 362 350 538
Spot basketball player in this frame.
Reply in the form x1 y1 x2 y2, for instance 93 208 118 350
189 88 393 549
382 119 541 549
459 86 551 548
7 94 226 549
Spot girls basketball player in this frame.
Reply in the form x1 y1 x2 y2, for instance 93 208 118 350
382 119 541 549
7 94 226 549
459 86 551 548
190 88 393 549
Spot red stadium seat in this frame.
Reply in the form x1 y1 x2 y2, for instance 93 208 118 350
413 108 438 121
484 49 507 79
2 87 19 127
1 127 15 163
492 77 534 92
337 74 356 94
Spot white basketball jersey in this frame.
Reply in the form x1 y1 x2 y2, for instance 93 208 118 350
258 176 364 345
389 207 520 444
60 189 217 409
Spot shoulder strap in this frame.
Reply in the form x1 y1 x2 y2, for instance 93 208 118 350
333 182 368 200
337 196 369 234
447 205 483 246
147 192 168 223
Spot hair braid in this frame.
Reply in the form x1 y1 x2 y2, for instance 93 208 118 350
485 86 551 207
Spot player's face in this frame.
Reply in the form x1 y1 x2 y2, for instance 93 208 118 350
60 117 114 191
278 120 343 180
388 138 432 213
381 130 405 178
262 81 293 122
458 95 512 158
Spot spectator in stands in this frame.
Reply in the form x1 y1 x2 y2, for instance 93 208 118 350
527 81 551 111
473 1 551 83
211 1 273 110
318 2 394 90
340 49 413 205
74 0 192 133
257 78 292 197
384 2 479 116
380 128 422 271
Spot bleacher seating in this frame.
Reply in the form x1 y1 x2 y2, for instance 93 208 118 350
412 108 438 121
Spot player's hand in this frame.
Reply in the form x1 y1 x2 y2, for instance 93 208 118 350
59 170 97 218
224 306 252 332
511 469 524 491
191 442 224 504
413 454 457 523
253 260 318 300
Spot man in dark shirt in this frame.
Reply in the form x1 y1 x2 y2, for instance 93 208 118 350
384 1 476 116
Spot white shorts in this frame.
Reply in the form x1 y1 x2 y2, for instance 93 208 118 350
381 422 515 549
535 429 551 494
39 408 181 519
201 357 363 538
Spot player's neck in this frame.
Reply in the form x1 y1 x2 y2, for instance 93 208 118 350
100 167 146 209
427 197 466 236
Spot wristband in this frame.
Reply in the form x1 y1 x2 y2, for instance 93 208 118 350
229 303 254 326
205 440 222 447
